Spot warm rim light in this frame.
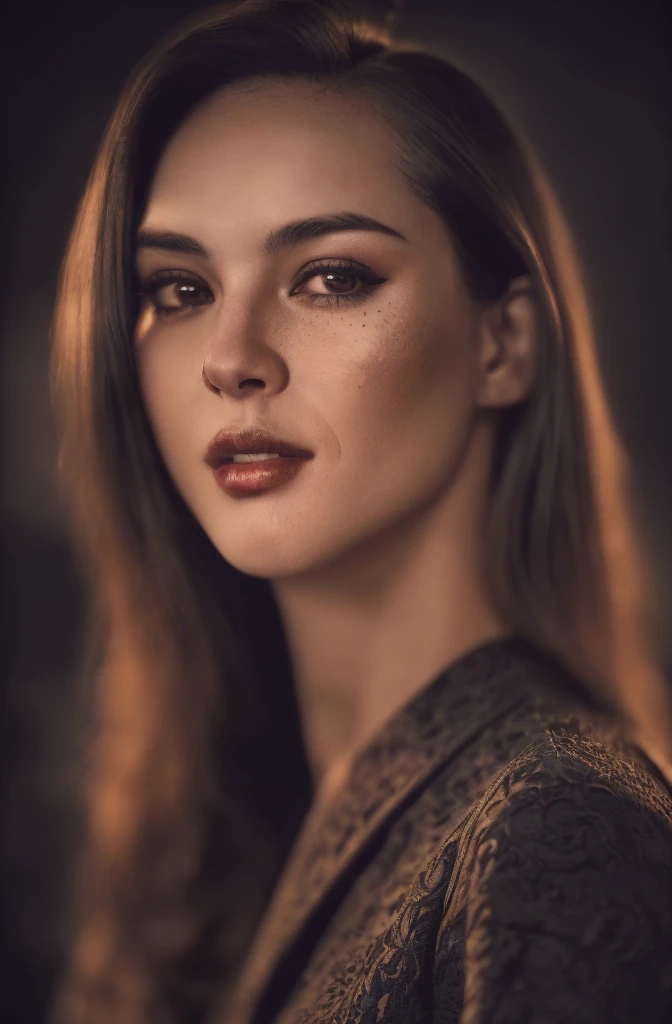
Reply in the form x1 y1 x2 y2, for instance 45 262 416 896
528 143 672 782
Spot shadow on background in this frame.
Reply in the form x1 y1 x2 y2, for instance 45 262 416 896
2 1 670 1021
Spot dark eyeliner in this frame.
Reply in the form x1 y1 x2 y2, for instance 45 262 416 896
136 270 214 316
290 258 387 304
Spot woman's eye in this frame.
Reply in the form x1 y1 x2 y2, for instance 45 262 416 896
291 260 386 305
136 261 386 317
137 272 214 317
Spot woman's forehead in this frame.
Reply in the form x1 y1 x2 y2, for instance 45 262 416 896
149 79 394 200
142 80 451 262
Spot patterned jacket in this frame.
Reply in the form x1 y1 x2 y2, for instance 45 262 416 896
218 636 672 1024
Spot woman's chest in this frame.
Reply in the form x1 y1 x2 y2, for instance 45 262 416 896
274 806 465 1024
225 747 495 1024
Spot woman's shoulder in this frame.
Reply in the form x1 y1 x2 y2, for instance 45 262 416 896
438 716 672 1023
482 642 672 833
467 708 672 902
498 711 672 820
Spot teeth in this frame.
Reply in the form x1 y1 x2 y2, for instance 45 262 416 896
231 452 281 463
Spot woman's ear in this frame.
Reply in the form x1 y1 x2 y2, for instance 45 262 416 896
475 275 537 409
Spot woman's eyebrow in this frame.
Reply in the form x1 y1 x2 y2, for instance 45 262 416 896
260 212 408 254
135 212 408 259
135 229 210 257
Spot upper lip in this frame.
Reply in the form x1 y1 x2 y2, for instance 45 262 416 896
204 426 314 467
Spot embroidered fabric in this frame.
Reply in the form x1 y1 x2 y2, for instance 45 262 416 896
439 730 672 1024
217 638 672 1024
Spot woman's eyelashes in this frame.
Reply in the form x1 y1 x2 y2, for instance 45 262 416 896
136 258 387 318
136 269 214 317
290 258 387 306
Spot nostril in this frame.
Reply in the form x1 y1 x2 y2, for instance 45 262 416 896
239 378 265 389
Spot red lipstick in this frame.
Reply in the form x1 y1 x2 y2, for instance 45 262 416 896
204 426 314 496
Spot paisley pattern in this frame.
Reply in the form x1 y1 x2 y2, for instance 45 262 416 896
215 637 672 1024
454 731 672 1023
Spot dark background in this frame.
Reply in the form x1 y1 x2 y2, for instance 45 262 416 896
2 1 670 1021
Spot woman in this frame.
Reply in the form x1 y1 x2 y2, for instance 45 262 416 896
51 1 672 1022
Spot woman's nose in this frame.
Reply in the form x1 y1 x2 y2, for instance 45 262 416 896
201 309 289 398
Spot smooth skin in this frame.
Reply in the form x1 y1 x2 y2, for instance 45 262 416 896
134 78 537 798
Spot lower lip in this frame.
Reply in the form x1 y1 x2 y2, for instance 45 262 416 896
213 456 312 495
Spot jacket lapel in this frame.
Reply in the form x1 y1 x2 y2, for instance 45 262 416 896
224 636 545 1024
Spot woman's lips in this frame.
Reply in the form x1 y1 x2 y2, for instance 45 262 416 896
212 455 312 495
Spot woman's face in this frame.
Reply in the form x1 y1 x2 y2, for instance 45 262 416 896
134 79 502 579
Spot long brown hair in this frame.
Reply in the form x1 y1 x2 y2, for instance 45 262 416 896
50 1 672 1021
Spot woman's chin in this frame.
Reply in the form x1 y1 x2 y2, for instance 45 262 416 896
214 538 325 581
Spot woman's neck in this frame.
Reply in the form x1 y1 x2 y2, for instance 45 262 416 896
271 464 510 793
